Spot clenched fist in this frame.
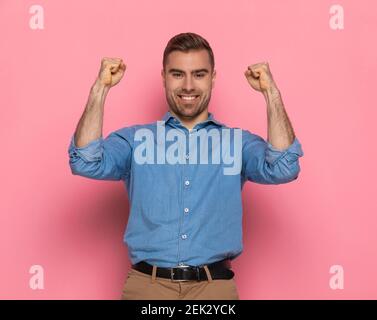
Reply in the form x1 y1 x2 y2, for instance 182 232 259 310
244 62 277 92
97 57 126 88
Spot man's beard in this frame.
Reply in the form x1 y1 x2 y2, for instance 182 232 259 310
166 91 211 120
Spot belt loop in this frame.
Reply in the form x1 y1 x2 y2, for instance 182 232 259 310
203 265 213 283
151 265 157 283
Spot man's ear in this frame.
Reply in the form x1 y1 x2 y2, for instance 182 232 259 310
161 69 165 88
212 69 216 88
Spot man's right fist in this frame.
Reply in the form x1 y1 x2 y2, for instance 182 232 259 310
97 57 126 88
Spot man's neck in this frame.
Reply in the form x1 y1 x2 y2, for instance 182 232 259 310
169 109 209 130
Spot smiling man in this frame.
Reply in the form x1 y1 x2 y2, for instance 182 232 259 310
162 48 214 128
68 32 304 300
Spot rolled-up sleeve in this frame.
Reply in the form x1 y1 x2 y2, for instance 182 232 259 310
241 130 304 184
68 128 133 181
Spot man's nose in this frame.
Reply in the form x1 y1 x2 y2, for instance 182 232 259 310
182 75 194 91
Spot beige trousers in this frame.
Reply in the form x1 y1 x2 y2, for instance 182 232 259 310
121 265 240 300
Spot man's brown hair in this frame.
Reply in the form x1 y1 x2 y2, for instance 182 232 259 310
163 32 215 72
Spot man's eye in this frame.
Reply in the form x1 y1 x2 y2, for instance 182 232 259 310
172 73 205 78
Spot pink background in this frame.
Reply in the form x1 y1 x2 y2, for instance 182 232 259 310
1 0 376 299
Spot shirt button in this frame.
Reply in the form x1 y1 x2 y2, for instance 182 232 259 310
184 180 190 186
184 208 189 213
181 234 187 240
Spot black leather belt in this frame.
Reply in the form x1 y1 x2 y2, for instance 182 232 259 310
132 259 234 282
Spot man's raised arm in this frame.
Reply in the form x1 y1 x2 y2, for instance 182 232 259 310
68 58 132 181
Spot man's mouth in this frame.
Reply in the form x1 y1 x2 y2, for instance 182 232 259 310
177 94 200 102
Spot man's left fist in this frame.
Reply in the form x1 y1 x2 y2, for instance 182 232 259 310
244 62 277 92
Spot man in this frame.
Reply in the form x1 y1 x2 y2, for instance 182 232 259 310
68 32 304 300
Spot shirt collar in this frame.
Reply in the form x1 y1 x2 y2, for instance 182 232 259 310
161 111 225 128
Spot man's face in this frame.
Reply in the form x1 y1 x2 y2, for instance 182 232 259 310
161 49 216 120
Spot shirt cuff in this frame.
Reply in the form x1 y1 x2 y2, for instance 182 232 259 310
265 137 304 165
68 134 104 162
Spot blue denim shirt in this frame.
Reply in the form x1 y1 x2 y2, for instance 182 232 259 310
68 111 304 267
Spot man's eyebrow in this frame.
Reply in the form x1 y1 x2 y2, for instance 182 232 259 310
168 68 209 74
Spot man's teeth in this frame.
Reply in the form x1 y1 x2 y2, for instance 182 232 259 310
179 95 198 100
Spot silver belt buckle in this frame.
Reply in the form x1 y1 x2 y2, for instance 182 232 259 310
170 264 191 282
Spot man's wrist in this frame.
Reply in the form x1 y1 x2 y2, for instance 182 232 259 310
92 78 110 95
263 85 281 102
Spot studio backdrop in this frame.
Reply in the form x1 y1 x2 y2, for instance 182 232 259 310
0 0 376 299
